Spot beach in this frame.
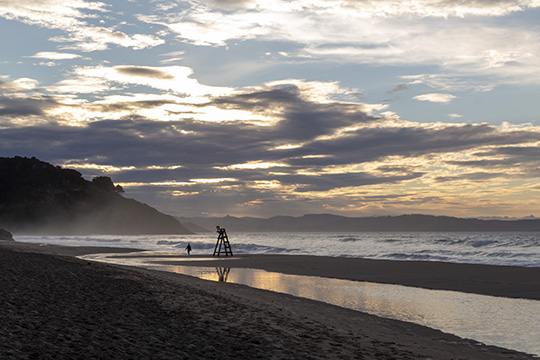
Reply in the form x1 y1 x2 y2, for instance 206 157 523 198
1 241 536 359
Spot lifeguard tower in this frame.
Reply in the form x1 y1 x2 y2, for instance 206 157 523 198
213 226 233 257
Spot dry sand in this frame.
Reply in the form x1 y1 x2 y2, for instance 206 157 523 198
0 241 536 359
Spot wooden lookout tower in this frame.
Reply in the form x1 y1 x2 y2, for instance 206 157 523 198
213 226 233 257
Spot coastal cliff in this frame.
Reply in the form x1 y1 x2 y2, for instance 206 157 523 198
0 157 191 235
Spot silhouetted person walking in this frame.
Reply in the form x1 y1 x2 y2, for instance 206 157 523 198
185 243 192 255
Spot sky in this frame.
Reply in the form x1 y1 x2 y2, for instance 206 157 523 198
1 0 540 219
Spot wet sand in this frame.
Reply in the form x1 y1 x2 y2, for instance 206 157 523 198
0 241 536 359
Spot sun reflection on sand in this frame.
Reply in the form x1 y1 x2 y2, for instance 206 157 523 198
172 266 540 357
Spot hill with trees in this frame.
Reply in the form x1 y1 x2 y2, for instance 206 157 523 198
0 157 191 235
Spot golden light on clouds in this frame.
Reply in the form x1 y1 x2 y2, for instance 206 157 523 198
170 190 200 197
62 163 136 172
190 105 273 123
63 163 182 173
239 199 266 207
250 180 282 188
270 143 304 150
117 181 193 188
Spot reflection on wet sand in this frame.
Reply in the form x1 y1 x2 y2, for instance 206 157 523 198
164 265 540 357
216 267 230 282
79 252 540 357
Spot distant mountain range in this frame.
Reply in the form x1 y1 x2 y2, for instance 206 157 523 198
179 214 540 233
0 156 191 235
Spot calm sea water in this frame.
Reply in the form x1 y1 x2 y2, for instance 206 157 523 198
17 231 540 267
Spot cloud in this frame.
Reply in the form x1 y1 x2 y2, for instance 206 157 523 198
6 75 539 166
341 0 530 17
434 171 510 182
51 65 233 100
0 1 163 51
1 1 539 218
387 84 408 94
115 66 175 80
2 79 540 217
38 61 60 67
270 172 423 192
159 51 185 64
3 63 540 216
2 82 539 179
27 51 82 60
400 73 497 93
413 93 456 103
0 97 46 116
469 145 540 171
207 0 255 10
46 67 367 125
139 0 540 90
52 26 164 52
0 77 39 92
2 113 539 218
0 95 61 127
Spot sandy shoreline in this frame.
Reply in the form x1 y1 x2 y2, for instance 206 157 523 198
1 241 537 359
13 239 539 300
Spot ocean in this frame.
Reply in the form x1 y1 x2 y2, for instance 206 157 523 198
17 231 540 267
